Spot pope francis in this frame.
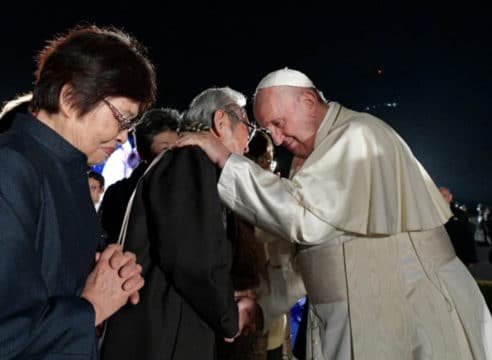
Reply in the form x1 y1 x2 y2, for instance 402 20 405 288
176 68 492 360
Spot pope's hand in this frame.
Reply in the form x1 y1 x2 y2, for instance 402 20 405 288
173 131 231 168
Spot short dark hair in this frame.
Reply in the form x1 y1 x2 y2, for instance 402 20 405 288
246 131 273 161
88 170 105 188
134 108 181 162
30 24 156 117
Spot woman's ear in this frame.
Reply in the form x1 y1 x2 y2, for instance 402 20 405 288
58 84 78 118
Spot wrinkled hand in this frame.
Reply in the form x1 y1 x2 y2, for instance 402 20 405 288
224 295 259 342
81 245 144 326
234 289 256 301
106 244 143 305
173 131 231 168
95 244 143 304
238 296 258 335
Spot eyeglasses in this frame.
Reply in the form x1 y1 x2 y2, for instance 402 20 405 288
102 99 138 131
223 106 257 143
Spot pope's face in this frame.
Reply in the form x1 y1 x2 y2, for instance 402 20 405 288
253 87 315 158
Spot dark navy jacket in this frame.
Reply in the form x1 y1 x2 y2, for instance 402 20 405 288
0 113 104 359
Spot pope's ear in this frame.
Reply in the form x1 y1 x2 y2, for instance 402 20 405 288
299 89 318 113
58 84 78 118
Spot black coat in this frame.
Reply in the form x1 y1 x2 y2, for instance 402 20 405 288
100 146 238 360
99 161 148 244
0 113 103 359
444 204 478 266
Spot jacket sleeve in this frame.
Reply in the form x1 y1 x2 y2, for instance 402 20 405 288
144 146 238 338
0 150 96 359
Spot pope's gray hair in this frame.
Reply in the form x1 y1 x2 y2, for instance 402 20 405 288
180 87 246 132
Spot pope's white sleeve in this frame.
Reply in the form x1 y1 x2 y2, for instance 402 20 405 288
218 154 343 245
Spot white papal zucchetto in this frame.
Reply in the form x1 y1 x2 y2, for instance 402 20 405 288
256 67 315 90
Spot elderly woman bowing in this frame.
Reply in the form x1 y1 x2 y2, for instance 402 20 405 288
0 25 156 359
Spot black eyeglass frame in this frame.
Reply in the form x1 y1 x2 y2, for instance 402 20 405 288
222 105 257 143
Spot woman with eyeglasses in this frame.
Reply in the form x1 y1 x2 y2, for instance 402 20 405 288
0 25 156 359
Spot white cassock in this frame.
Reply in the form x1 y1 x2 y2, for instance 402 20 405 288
218 102 492 359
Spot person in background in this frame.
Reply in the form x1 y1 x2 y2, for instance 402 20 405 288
101 137 139 188
246 131 297 360
439 187 478 268
0 24 155 359
475 203 492 246
247 130 275 172
99 107 180 244
217 130 276 360
175 68 492 359
88 170 105 212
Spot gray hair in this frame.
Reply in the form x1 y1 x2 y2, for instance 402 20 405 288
180 86 246 132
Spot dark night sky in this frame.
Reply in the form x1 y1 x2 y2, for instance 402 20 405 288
1 2 491 211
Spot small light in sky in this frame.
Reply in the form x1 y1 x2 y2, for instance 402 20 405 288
377 68 384 75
